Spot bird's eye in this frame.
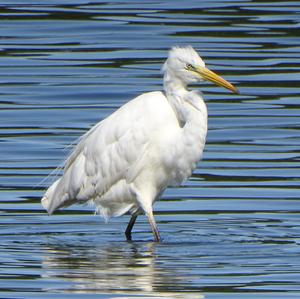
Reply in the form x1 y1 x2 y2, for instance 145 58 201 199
186 63 194 70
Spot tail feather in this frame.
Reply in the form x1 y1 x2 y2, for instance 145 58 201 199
41 179 61 214
41 178 73 215
41 153 87 214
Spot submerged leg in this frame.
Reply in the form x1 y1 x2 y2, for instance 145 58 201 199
125 213 138 241
147 211 161 242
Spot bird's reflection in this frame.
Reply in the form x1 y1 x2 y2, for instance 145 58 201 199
42 238 204 298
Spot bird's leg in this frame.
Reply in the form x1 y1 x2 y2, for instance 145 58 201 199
125 213 138 241
147 211 161 242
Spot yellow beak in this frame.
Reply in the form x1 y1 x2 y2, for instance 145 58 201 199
195 66 239 94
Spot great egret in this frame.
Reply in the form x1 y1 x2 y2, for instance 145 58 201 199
42 46 238 242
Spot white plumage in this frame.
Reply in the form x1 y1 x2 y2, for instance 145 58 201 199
42 46 238 242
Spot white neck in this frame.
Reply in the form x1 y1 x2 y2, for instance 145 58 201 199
163 70 207 126
164 71 188 126
163 71 187 96
162 68 208 186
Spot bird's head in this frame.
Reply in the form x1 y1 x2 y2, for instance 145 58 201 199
163 46 239 94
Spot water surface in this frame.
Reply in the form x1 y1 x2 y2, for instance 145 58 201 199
1 1 300 298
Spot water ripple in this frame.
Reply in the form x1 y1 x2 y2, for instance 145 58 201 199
0 1 300 299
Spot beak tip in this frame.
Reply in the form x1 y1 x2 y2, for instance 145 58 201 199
233 87 240 94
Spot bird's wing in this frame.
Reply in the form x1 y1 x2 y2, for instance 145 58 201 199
43 91 174 214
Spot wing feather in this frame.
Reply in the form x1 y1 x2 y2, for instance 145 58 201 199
42 91 174 215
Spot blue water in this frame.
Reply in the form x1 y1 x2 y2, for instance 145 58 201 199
1 1 300 298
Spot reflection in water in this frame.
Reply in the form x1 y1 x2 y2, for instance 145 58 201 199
42 240 204 298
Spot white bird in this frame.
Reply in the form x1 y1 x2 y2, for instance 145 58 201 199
42 46 238 242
